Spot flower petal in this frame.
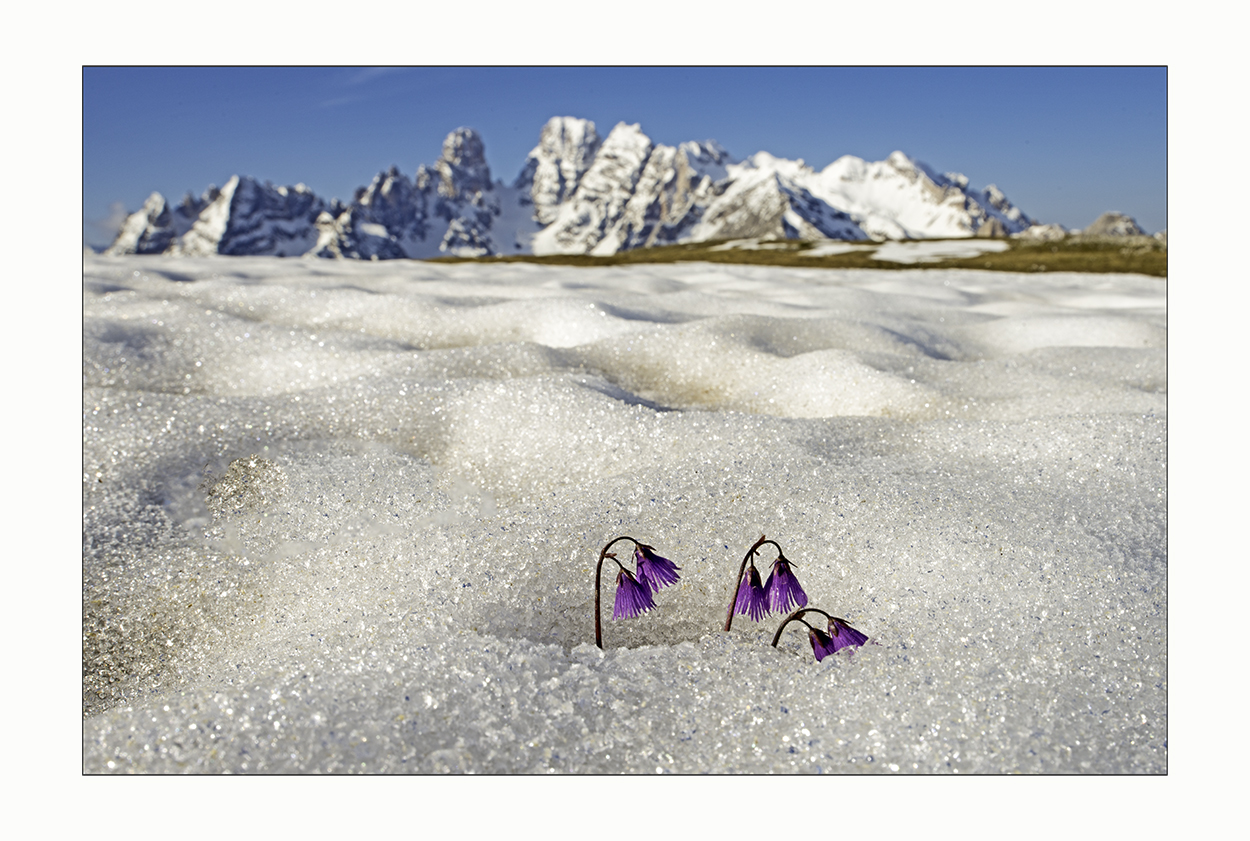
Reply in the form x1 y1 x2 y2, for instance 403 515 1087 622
613 569 655 620
809 628 838 662
827 617 869 651
735 566 769 622
764 558 808 613
635 545 680 592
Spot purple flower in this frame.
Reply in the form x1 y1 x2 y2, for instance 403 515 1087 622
808 628 840 662
826 617 869 651
635 544 680 593
613 568 655 619
764 556 808 613
734 565 769 622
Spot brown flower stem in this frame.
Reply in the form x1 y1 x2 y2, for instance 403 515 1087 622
723 534 782 633
770 607 835 647
594 536 640 650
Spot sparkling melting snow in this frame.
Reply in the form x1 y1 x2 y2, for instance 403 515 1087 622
82 254 1166 773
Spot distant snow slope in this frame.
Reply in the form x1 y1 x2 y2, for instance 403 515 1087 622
106 117 1042 260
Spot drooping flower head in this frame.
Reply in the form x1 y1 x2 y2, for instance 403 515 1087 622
613 568 656 620
826 617 869 652
734 564 769 622
808 627 839 662
764 554 808 613
772 607 870 662
635 544 681 593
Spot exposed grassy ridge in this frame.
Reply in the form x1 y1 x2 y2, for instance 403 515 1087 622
433 236 1166 277
933 236 1166 277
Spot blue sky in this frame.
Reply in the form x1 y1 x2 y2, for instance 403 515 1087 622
83 67 1166 246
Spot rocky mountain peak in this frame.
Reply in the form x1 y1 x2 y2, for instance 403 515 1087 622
516 117 603 224
529 122 657 255
103 192 172 255
537 117 601 167
886 150 917 172
678 140 734 183
436 128 491 199
983 184 1009 209
1084 211 1146 236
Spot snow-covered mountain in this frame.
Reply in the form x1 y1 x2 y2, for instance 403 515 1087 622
513 116 602 227
105 117 1042 260
530 123 732 255
104 191 207 255
308 127 506 260
105 177 335 258
811 150 1033 239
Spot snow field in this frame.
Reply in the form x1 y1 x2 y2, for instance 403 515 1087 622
82 254 1166 773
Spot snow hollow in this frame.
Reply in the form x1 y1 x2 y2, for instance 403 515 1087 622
82 254 1166 773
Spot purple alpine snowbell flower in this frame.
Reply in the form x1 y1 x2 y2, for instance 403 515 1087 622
764 556 808 613
613 568 656 620
826 617 869 651
808 627 840 662
635 544 681 593
734 565 769 622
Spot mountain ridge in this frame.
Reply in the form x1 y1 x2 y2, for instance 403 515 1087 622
103 116 1141 260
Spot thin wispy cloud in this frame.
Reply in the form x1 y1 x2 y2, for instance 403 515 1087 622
345 67 405 86
318 67 414 108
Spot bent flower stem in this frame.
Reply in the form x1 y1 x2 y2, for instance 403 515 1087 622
724 536 808 632
594 536 681 649
771 607 868 661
